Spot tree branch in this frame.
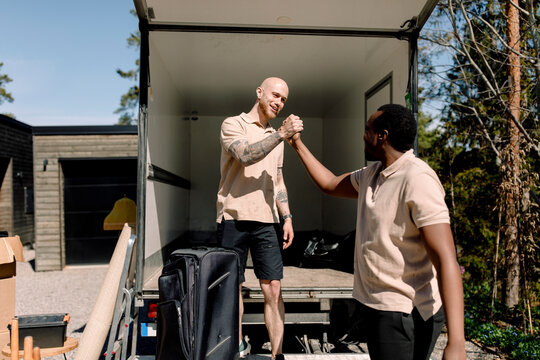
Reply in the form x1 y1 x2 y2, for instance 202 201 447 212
450 1 540 155
510 0 530 16
466 9 533 61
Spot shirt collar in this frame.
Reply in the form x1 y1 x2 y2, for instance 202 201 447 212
239 112 275 133
380 149 415 178
239 112 256 124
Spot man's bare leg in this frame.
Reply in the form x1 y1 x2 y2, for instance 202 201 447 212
238 284 252 358
239 285 244 341
260 279 285 358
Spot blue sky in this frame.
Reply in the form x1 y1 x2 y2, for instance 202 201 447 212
1 1 138 126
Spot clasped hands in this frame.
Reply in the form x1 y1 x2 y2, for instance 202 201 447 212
278 114 303 142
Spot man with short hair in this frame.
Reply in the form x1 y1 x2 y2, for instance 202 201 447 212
216 77 303 360
285 104 466 360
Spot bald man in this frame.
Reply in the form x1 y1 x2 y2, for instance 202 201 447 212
216 77 303 360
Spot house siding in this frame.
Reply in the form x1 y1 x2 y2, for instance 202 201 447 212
33 134 138 271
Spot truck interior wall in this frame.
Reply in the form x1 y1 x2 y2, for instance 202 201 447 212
189 115 324 237
282 117 324 231
144 36 191 279
321 39 410 235
188 115 222 236
144 32 411 272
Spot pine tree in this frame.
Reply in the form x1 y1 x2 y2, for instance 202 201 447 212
115 9 140 125
0 62 14 106
420 0 539 318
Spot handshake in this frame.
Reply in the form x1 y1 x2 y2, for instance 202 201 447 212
278 114 303 142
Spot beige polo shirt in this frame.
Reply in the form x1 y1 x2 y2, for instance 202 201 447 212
350 149 449 320
216 112 284 223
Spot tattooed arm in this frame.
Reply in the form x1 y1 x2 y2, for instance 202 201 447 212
225 114 303 166
275 166 294 249
228 132 283 166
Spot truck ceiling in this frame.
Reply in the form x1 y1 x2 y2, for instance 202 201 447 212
134 0 437 31
133 0 437 118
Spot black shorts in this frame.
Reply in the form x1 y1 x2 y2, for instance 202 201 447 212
216 219 283 283
352 301 445 360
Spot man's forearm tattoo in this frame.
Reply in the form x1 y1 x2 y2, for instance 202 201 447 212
276 168 289 204
276 189 288 204
227 132 282 166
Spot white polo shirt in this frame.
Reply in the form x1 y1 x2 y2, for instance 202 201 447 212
217 112 284 224
350 149 449 320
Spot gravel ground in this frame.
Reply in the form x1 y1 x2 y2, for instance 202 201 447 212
11 246 502 360
13 247 107 360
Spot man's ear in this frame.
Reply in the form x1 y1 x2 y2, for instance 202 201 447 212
256 87 263 99
378 130 389 142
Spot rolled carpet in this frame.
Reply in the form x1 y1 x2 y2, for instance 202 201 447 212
74 224 132 360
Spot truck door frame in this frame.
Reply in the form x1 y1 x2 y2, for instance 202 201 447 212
133 0 436 299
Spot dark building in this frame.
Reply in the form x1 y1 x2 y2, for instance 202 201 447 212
0 114 34 244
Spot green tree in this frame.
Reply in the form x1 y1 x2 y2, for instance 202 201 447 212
0 62 14 106
115 9 140 125
419 0 539 326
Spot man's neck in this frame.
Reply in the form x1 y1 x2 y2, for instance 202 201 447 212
248 104 270 127
380 147 406 169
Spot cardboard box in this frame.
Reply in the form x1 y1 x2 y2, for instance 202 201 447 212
0 236 24 351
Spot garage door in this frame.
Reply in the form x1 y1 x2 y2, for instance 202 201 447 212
61 158 137 265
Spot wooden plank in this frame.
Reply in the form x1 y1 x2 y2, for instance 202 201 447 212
31 184 60 191
34 209 61 217
34 190 61 199
35 240 62 248
34 224 61 232
35 263 63 271
34 196 61 203
35 256 62 264
35 254 62 262
33 234 61 242
33 215 61 222
34 228 61 235
35 134 132 138
34 149 137 158
35 142 137 151
35 246 62 253
35 134 136 142
34 167 60 176
34 174 60 182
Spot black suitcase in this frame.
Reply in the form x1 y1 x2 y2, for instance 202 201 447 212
156 247 240 360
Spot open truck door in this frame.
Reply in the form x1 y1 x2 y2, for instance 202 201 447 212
125 0 439 357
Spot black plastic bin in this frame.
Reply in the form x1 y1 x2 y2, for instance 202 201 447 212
8 313 68 350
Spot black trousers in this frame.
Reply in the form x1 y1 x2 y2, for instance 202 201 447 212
355 301 445 360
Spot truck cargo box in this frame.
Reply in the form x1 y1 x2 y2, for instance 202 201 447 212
125 0 438 357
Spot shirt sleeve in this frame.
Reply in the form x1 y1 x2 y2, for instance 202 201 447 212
406 171 450 228
350 163 378 192
220 117 246 152
350 170 360 191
